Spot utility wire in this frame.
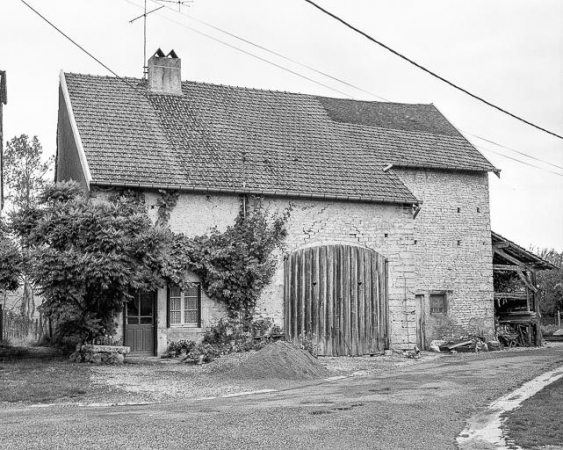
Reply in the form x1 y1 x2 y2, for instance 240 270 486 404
20 0 141 92
124 0 355 99
304 0 563 141
143 0 562 171
477 145 563 177
23 0 563 177
465 132 563 171
147 0 389 101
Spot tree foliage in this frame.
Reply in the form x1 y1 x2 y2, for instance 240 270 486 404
7 182 288 348
4 134 52 209
0 237 22 292
535 249 563 316
13 182 169 347
1 135 53 317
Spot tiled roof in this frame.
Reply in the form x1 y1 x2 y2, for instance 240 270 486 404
63 73 496 204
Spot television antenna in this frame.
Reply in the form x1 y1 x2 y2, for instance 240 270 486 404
157 1 193 11
129 0 193 78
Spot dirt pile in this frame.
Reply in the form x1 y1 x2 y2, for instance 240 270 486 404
226 341 329 380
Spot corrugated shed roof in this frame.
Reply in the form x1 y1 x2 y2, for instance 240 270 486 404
63 73 496 204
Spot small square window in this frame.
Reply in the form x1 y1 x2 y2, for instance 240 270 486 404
430 294 447 315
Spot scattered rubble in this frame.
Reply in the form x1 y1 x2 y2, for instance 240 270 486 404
429 338 493 353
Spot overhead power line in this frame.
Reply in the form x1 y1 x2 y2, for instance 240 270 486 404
477 146 563 178
20 0 138 90
124 0 355 99
146 0 389 101
145 0 562 173
304 0 563 141
465 132 563 171
23 0 563 178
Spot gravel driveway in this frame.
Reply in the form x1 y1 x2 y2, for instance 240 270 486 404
87 348 433 403
2 344 563 450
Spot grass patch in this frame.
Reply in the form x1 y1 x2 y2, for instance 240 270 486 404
0 359 93 404
503 375 563 449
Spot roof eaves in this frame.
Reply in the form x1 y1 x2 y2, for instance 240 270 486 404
91 181 419 205
492 231 558 270
431 104 500 175
391 162 492 173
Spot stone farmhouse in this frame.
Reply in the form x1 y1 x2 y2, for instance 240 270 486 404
56 49 499 356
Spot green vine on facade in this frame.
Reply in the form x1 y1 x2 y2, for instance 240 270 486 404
107 188 146 206
156 190 179 226
163 198 289 319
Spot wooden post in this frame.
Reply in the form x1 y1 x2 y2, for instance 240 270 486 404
0 304 3 341
558 310 561 328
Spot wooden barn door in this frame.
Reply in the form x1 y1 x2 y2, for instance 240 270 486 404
284 245 388 356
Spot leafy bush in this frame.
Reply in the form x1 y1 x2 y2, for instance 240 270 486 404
165 316 282 364
0 238 23 292
10 181 170 348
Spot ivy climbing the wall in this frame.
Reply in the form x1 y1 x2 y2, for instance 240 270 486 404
162 197 289 320
156 189 179 226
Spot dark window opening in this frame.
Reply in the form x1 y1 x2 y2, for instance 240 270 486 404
430 294 447 315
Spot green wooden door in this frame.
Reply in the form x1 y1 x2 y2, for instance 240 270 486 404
125 291 156 355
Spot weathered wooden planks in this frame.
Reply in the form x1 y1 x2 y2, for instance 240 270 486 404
285 245 388 356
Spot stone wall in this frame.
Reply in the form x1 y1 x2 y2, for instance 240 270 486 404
256 197 416 349
90 174 494 355
145 192 416 351
394 168 495 343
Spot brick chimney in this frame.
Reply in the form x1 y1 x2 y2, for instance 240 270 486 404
147 49 182 95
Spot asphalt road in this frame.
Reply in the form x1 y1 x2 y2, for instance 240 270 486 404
2 346 563 450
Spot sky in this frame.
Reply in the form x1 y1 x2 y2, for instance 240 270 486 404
1 0 562 251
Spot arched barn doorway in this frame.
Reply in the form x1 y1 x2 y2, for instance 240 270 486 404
284 245 388 356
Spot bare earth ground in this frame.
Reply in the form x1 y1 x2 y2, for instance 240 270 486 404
88 344 432 404
1 344 563 449
0 341 432 405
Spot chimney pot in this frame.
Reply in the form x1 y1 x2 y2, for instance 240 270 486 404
147 49 182 95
